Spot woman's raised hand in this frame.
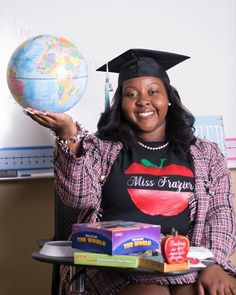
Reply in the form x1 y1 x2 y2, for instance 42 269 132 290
23 107 77 140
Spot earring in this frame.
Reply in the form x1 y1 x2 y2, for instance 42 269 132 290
168 102 171 106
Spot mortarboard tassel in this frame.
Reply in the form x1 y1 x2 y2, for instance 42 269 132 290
104 63 113 111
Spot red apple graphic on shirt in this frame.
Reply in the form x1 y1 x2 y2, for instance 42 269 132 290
125 161 193 216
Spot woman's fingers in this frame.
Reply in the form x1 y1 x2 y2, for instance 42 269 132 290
229 276 236 295
197 283 204 295
24 107 47 116
23 107 75 135
23 108 57 128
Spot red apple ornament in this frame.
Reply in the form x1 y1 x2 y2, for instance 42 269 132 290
161 228 190 264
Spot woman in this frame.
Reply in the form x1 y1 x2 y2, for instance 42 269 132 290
25 49 236 295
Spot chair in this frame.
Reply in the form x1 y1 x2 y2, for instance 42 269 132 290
37 191 81 295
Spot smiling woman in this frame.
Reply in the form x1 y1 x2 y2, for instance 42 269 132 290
25 48 236 295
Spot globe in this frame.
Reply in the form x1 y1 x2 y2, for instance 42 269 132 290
7 34 88 112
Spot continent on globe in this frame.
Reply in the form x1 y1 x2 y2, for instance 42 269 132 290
7 34 88 112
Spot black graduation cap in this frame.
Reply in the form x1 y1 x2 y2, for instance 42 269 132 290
96 48 190 84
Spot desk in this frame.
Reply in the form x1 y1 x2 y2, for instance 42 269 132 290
32 249 212 295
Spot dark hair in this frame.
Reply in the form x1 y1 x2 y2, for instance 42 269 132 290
96 81 196 159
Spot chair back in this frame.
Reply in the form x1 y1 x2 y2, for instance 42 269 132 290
54 195 80 241
52 193 81 295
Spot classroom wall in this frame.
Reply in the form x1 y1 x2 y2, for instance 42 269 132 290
0 170 235 295
0 178 54 295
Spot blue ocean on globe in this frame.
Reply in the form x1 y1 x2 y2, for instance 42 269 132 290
7 34 88 112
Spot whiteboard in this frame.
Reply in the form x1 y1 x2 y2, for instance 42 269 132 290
0 0 236 150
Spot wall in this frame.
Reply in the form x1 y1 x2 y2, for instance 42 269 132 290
0 178 54 295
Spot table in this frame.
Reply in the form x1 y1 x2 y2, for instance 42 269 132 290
32 243 214 294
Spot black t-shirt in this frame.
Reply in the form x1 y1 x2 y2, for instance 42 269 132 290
101 142 195 235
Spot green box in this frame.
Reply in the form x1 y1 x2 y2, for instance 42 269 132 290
74 251 142 268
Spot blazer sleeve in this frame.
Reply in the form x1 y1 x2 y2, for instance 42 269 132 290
202 142 236 273
53 134 121 210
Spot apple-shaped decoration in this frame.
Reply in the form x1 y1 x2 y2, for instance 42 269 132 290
161 228 190 264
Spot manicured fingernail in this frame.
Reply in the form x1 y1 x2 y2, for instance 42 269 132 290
23 109 35 115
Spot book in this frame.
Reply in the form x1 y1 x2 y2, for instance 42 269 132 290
74 251 151 268
71 220 161 255
139 255 189 272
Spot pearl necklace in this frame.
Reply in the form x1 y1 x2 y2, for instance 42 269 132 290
137 141 169 151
